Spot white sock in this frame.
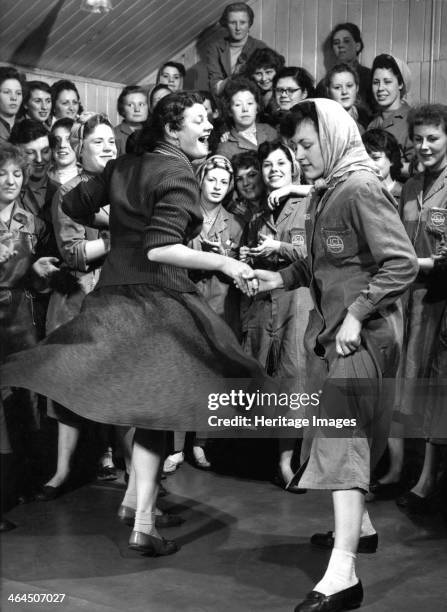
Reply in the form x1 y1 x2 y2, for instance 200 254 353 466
134 510 156 536
314 548 358 596
361 509 376 536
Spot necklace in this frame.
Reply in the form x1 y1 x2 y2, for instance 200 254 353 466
200 203 221 229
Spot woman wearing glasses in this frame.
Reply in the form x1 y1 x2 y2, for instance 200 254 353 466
272 67 315 128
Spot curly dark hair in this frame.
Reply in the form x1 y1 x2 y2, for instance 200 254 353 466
371 54 405 97
0 141 27 171
273 67 316 98
243 47 285 78
10 118 49 145
219 2 254 27
257 139 295 168
407 103 447 141
51 79 84 116
221 77 260 127
135 91 205 153
279 100 319 140
116 85 148 117
231 150 260 174
156 61 186 83
362 128 403 181
330 22 364 54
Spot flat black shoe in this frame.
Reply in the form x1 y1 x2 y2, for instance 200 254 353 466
273 473 307 494
294 581 363 612
395 491 432 515
128 530 179 556
0 518 17 533
310 531 378 554
35 485 64 502
368 481 402 500
158 482 168 497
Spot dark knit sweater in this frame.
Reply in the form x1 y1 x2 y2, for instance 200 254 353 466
61 143 203 292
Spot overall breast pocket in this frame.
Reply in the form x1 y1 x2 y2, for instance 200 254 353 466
290 228 306 248
425 207 446 241
320 226 356 265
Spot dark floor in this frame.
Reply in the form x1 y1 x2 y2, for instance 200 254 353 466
1 461 446 612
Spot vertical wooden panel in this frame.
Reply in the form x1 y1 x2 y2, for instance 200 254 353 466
347 0 362 25
302 0 319 75
316 0 333 82
275 0 290 58
408 0 427 62
250 0 262 40
260 0 276 49
288 0 305 66
422 0 433 61
376 0 393 56
408 61 421 104
420 60 431 102
332 0 348 25
391 0 409 61
440 0 447 59
361 0 379 66
434 60 447 103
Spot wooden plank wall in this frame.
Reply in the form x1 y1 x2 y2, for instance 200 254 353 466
144 0 446 105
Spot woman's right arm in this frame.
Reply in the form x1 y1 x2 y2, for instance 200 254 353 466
61 161 114 223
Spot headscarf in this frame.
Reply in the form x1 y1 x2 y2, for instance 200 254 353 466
371 54 412 103
306 98 379 190
195 154 234 191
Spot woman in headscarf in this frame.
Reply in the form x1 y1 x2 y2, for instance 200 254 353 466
239 99 418 611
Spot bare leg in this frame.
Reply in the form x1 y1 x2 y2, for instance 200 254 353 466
411 441 440 497
132 428 165 538
45 422 80 488
379 438 404 484
278 439 295 484
314 490 363 596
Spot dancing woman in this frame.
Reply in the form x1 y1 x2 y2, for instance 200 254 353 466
239 99 418 611
0 92 263 556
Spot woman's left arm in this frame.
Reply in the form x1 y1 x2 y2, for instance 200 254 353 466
348 180 419 323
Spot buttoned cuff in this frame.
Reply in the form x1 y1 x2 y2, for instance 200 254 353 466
348 295 376 322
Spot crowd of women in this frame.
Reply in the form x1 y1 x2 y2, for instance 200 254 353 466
0 2 446 611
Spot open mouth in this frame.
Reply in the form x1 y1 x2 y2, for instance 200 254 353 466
198 136 209 144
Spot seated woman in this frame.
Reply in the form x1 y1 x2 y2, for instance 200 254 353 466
239 140 312 489
0 142 58 518
317 22 373 113
0 67 23 143
156 62 185 93
164 154 245 474
37 114 117 501
323 63 370 133
19 81 52 128
240 99 417 611
207 1 266 95
242 47 285 123
362 128 404 207
368 53 413 175
113 85 149 156
272 67 315 127
51 80 83 122
216 77 276 161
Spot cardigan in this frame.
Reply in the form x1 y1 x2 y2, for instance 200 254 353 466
61 143 203 293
